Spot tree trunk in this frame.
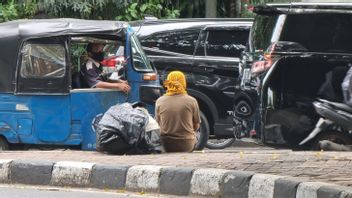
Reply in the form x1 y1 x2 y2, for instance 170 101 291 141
225 0 236 17
205 0 217 18
187 1 194 17
235 0 241 17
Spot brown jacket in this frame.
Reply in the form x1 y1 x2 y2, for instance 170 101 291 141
155 94 200 140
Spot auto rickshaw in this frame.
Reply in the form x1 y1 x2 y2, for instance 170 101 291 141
0 19 161 150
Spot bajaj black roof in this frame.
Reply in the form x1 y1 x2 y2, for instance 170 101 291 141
0 18 127 93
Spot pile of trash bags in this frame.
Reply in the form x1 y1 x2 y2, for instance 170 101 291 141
93 102 163 155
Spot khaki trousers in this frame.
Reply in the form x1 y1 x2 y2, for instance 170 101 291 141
161 136 195 153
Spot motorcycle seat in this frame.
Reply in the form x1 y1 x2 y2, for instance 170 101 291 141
318 98 352 113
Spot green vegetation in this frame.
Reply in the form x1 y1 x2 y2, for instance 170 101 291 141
0 0 281 22
0 0 180 22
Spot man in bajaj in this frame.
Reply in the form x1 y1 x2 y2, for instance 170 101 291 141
81 43 131 93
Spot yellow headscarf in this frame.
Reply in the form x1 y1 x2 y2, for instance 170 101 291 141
163 71 187 96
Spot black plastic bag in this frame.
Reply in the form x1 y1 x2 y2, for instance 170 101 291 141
94 103 162 154
135 107 163 154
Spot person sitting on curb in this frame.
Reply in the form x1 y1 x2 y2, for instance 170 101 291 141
155 71 201 152
80 43 130 93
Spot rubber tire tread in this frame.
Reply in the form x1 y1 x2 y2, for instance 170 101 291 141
194 111 210 150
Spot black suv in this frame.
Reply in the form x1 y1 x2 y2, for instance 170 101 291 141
131 18 252 149
234 3 352 148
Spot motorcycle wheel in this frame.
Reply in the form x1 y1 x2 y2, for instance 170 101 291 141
311 131 352 150
0 136 9 150
206 137 236 149
194 111 209 150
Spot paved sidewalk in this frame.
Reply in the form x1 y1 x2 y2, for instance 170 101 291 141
1 148 351 187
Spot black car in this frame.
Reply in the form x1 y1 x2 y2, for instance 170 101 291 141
131 18 252 149
234 3 352 149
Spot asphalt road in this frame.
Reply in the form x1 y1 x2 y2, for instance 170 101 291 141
0 185 176 198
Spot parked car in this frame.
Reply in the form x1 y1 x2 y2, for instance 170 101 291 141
131 18 253 149
0 19 161 150
233 3 352 149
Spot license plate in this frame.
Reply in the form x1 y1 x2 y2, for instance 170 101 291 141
243 68 251 81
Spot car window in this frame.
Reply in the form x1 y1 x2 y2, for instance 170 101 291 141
141 29 200 55
200 29 248 57
20 43 66 78
280 13 352 53
250 15 278 52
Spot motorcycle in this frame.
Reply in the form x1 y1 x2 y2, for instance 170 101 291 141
300 66 352 149
299 99 352 149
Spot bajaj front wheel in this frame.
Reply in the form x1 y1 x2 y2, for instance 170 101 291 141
0 137 9 150
194 111 209 150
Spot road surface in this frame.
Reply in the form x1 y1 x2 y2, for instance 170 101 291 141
0 184 177 198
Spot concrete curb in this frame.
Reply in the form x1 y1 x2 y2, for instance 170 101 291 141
51 161 94 187
248 174 283 198
221 170 255 198
90 164 129 189
10 160 54 185
160 167 194 196
126 165 165 192
0 159 12 183
274 177 307 198
190 168 230 196
0 159 351 197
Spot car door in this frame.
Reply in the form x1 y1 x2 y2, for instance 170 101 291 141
16 38 71 143
192 27 249 124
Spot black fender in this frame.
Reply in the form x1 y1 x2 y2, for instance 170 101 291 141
187 88 219 124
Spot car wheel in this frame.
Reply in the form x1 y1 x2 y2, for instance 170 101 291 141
0 136 9 151
311 131 352 150
194 111 209 150
206 137 236 149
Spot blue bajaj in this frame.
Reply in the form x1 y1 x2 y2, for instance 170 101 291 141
0 19 161 150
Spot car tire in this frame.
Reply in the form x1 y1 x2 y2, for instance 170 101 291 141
0 136 9 150
194 111 209 150
311 131 352 150
206 137 236 149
